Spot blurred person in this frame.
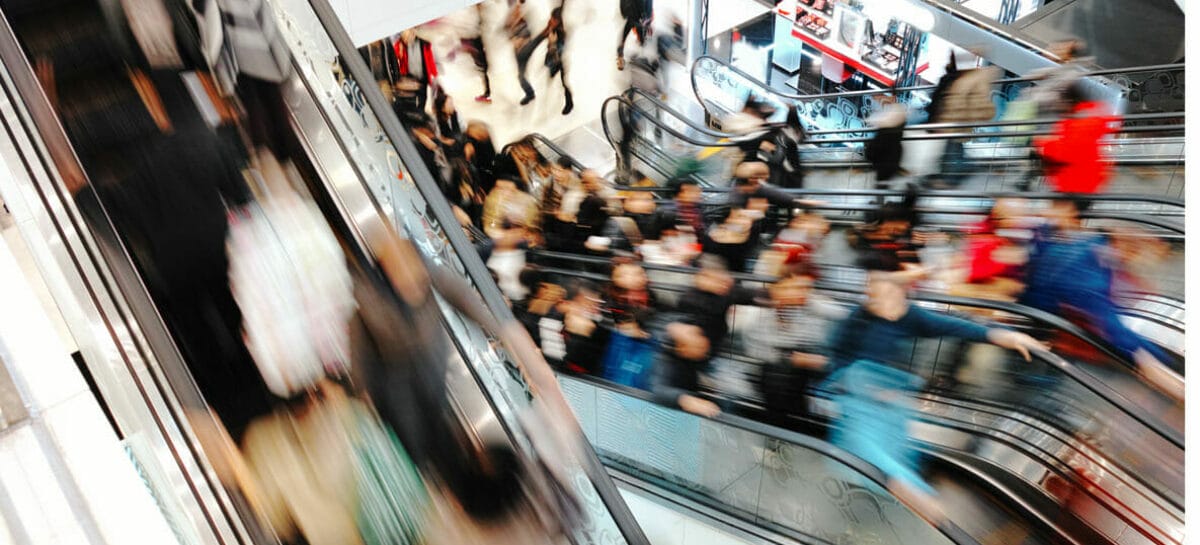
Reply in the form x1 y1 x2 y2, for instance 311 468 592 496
516 7 574 114
865 99 907 189
826 254 1045 374
765 105 808 189
849 200 921 268
561 281 610 376
538 278 601 368
653 322 721 417
1033 83 1121 195
925 52 998 188
605 258 656 322
675 255 762 355
954 198 1031 300
518 271 566 347
703 205 763 273
728 160 806 211
820 256 1043 520
540 156 579 223
462 4 493 103
754 207 831 276
505 138 553 195
595 189 666 253
740 263 848 423
1018 199 1182 401
573 170 614 252
659 177 707 240
432 86 462 142
392 29 438 115
617 0 654 70
463 121 499 194
482 177 540 239
483 219 535 304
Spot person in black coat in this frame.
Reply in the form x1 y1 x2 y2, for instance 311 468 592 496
652 322 721 417
865 102 907 189
617 0 654 70
673 255 762 355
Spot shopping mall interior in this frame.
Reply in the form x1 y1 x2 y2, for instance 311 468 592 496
0 0 1188 544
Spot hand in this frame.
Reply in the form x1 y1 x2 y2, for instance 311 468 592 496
987 329 1045 362
889 479 946 526
678 394 721 418
564 311 596 337
1133 349 1184 403
790 352 828 370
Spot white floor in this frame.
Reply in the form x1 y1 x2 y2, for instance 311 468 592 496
417 0 770 149
0 217 180 545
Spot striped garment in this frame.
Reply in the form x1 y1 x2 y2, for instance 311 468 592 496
742 296 848 365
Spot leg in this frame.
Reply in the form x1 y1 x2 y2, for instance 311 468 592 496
558 56 574 115
516 46 536 104
617 18 636 69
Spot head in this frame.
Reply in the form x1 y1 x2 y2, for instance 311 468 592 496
694 254 735 295
734 161 770 188
611 261 649 291
670 323 711 361
624 190 656 215
672 178 702 204
563 278 603 316
580 169 605 193
861 253 910 321
769 265 817 307
552 156 574 183
988 198 1026 231
465 120 491 142
1047 197 1085 230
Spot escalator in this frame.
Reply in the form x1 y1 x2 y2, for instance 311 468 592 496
0 1 647 544
690 54 1185 141
0 1 1042 545
524 130 1186 333
613 83 1186 202
533 251 1183 545
923 0 1185 70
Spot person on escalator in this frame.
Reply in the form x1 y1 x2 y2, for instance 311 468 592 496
674 255 762 356
820 254 1043 522
652 322 721 417
1017 198 1182 402
740 262 848 425
1032 83 1121 196
826 253 1043 375
865 99 906 189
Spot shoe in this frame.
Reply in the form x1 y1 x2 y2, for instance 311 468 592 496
617 57 625 71
562 94 574 115
475 94 492 103
520 93 535 106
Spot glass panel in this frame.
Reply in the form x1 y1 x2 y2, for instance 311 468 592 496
559 375 955 545
267 0 630 542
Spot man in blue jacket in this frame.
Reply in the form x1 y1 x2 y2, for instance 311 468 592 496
1018 198 1182 401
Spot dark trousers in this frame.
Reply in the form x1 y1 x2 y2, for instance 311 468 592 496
617 17 645 58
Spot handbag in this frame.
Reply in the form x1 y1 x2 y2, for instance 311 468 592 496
353 410 429 545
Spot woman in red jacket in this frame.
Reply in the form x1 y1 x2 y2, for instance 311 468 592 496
1034 85 1120 195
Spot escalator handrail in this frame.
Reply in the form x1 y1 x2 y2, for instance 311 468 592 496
624 87 1183 147
305 2 651 543
529 250 1185 450
690 53 1185 104
617 185 1186 209
557 372 985 545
